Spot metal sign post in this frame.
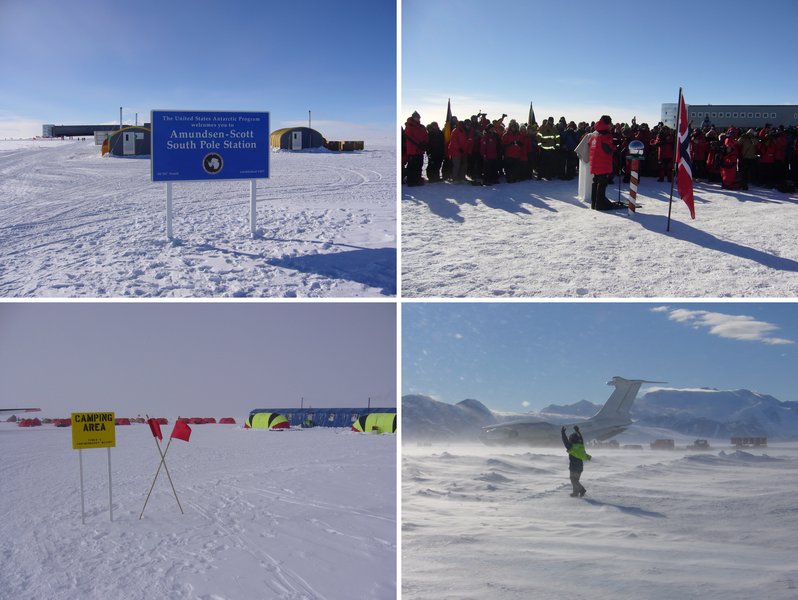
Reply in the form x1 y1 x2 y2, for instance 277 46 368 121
71 412 116 524
166 181 173 239
79 449 85 525
151 110 270 240
250 180 257 238
108 447 113 522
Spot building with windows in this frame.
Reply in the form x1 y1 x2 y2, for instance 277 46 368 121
661 104 798 130
43 124 121 138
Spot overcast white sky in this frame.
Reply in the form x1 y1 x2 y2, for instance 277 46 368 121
0 302 396 417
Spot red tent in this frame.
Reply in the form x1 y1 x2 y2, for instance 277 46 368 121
219 417 236 424
115 418 131 425
18 418 42 427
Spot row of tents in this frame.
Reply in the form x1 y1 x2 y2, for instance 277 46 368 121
12 417 237 427
13 411 397 433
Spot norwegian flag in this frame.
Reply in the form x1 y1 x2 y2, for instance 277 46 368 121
676 89 696 219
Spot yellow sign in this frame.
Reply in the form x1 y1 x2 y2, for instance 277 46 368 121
71 412 116 449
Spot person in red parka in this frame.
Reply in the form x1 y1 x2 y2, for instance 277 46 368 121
589 115 622 210
448 119 468 183
772 127 788 185
404 111 428 187
758 133 777 188
720 135 741 190
480 124 501 185
502 120 525 183
691 130 709 181
652 125 675 182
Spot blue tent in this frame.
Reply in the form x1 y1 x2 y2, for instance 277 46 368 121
248 407 395 428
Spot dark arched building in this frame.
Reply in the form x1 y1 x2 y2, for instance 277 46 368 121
107 126 151 156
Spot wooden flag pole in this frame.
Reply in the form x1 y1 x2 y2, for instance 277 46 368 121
666 87 682 232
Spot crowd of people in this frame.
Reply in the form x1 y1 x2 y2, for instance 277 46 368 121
402 110 798 205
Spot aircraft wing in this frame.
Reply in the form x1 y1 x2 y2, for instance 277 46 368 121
0 408 42 414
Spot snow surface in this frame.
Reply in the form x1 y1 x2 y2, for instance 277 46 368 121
402 177 798 297
0 423 395 600
0 140 396 297
403 440 798 600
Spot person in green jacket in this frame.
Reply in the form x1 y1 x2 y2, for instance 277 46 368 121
561 425 592 497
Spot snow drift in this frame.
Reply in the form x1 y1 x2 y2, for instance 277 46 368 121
403 442 798 600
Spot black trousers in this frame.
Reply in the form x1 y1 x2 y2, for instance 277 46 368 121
407 155 423 185
591 173 609 209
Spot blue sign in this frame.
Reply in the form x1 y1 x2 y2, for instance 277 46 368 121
151 110 269 182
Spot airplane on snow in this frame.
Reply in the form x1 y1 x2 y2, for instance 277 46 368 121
479 376 663 446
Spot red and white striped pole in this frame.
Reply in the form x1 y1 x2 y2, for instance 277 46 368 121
626 139 646 214
628 158 640 213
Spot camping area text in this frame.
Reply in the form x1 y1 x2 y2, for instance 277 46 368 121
71 412 116 449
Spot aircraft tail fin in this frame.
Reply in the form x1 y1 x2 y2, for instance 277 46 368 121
593 377 664 420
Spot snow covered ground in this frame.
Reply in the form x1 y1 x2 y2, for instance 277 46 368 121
0 139 396 297
402 438 798 600
402 176 798 297
0 422 396 600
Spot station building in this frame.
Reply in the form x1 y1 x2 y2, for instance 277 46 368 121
661 103 798 129
43 124 120 138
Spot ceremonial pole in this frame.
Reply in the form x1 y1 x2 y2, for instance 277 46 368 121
666 87 682 232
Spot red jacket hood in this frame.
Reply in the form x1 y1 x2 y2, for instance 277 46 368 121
595 120 611 133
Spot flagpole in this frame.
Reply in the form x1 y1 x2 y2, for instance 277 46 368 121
156 436 184 514
666 87 682 232
140 415 184 518
140 437 171 519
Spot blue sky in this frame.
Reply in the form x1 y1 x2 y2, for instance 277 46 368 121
0 303 396 416
402 303 798 410
0 0 396 140
403 0 798 127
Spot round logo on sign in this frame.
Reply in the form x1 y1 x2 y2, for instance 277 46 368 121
203 153 224 175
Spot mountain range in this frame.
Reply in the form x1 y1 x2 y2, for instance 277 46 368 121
402 386 798 443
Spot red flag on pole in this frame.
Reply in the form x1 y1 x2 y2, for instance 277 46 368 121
147 418 162 441
171 420 191 442
676 90 696 219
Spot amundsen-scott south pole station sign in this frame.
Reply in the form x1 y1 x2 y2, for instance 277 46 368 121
151 110 270 239
71 412 116 524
